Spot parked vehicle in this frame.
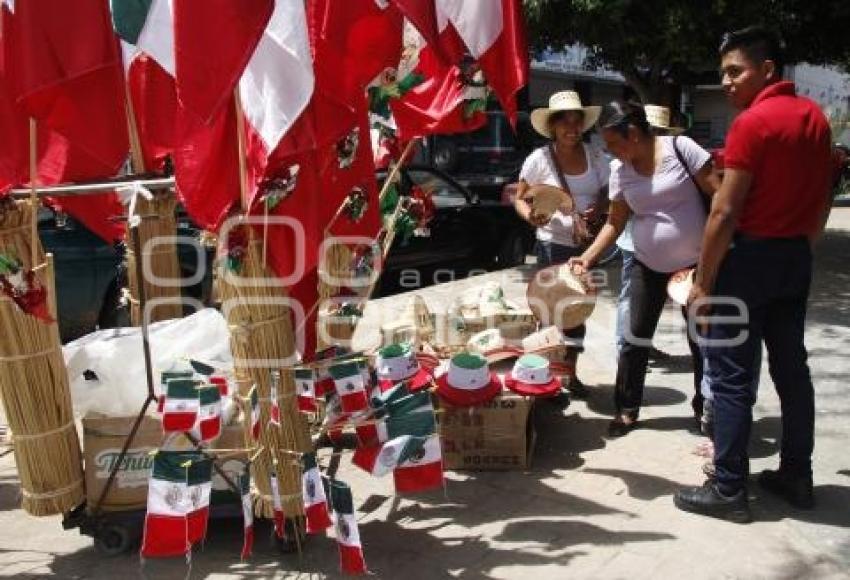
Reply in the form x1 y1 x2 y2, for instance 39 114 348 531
40 205 214 343
377 165 535 295
420 110 546 202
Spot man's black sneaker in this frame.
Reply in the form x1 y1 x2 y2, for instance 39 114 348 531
758 469 815 509
674 480 752 523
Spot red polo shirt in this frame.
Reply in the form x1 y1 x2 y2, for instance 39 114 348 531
723 81 832 238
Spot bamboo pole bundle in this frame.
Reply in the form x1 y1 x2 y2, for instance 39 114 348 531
125 193 184 325
316 242 358 351
218 231 311 518
0 200 84 515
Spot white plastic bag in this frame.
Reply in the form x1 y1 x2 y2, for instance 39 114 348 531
64 309 233 418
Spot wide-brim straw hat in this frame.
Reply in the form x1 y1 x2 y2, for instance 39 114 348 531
667 267 695 306
531 91 601 139
527 264 597 330
467 328 523 363
503 354 562 398
528 184 573 223
645 104 684 135
436 352 503 407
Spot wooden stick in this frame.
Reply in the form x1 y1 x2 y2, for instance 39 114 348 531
124 81 146 174
28 119 37 268
233 90 249 213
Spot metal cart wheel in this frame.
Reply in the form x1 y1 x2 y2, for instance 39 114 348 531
94 523 135 556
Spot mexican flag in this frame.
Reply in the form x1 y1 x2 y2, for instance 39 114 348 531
239 472 254 560
269 374 281 427
141 451 211 558
302 452 332 534
353 435 428 477
435 0 528 126
329 361 370 414
111 0 177 172
248 384 261 441
330 480 367 575
162 379 199 433
270 471 285 539
393 434 443 494
0 0 126 243
186 456 213 546
295 367 317 413
195 385 222 443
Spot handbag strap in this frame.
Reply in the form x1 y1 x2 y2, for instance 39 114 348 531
546 143 577 206
672 135 711 213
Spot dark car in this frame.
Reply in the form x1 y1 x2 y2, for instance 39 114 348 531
377 165 534 295
421 110 546 202
39 205 214 343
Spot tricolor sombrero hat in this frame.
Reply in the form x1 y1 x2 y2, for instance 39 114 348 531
504 354 561 398
376 343 434 393
436 352 503 407
467 328 522 363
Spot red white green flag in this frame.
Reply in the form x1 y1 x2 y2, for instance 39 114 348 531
329 361 370 414
110 0 177 173
295 367 317 413
269 372 282 427
195 385 222 443
270 470 285 539
141 451 211 558
393 433 443 494
330 480 367 575
162 379 199 433
248 384 261 441
239 471 254 560
435 0 528 126
353 434 428 477
301 452 332 534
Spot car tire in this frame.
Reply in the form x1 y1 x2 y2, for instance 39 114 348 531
496 233 527 269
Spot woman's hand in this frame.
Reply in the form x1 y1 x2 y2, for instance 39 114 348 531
567 255 592 276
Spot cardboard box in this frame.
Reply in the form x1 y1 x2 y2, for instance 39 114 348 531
438 392 536 471
83 415 161 512
83 416 248 512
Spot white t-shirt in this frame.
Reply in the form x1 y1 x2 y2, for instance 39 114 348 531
519 143 610 247
609 136 711 273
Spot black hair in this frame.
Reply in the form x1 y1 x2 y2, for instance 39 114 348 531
719 25 785 77
547 109 591 142
597 100 651 138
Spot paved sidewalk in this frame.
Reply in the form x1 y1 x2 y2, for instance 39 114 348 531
1 211 849 578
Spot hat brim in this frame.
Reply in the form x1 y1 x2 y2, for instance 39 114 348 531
480 347 523 364
649 124 685 135
378 366 434 393
504 375 561 397
527 264 597 330
531 105 601 139
436 373 503 407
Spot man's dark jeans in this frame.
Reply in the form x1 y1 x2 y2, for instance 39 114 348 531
705 236 814 495
616 259 703 416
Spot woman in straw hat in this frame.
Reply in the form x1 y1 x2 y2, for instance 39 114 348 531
514 90 610 398
569 100 720 436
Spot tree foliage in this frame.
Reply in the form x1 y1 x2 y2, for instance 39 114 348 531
524 0 850 103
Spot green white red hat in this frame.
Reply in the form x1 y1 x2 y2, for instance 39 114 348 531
376 343 433 392
504 354 561 397
436 352 502 407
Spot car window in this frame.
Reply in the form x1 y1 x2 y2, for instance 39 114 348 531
406 170 468 208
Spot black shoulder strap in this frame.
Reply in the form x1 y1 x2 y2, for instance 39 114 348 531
672 136 711 213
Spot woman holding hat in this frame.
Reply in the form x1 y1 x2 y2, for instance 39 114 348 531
569 100 720 436
514 90 610 397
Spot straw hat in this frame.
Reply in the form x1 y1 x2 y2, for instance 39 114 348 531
531 91 601 138
504 354 561 398
527 264 597 330
666 267 695 306
375 343 434 393
436 352 503 407
528 184 573 223
467 328 522 363
644 104 684 135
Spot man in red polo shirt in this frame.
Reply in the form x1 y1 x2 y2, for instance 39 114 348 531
675 26 832 522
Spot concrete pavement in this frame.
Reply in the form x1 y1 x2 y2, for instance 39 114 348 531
1 210 849 578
